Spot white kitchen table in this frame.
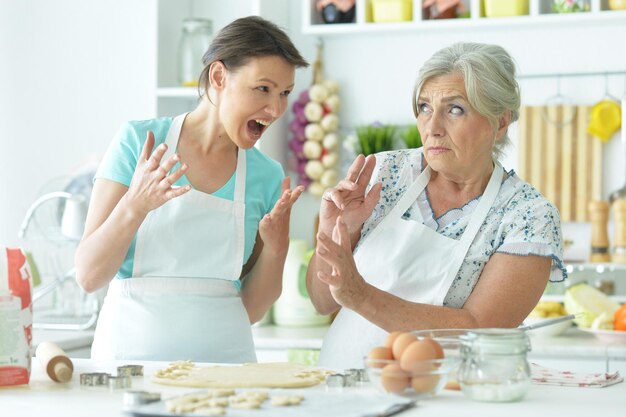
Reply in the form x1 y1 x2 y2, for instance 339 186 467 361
2 357 624 417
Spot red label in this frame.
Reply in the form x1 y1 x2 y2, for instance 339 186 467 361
0 367 29 386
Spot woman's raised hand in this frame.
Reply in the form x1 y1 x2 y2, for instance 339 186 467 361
315 216 369 309
319 154 381 239
125 131 191 216
259 177 304 256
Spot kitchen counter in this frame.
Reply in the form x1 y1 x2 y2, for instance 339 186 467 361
2 358 624 417
33 325 626 366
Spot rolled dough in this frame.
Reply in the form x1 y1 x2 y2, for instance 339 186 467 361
153 361 334 389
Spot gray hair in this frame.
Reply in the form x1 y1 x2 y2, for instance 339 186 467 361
412 42 520 161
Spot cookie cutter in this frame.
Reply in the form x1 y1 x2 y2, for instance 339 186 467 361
117 365 144 377
108 375 132 390
345 368 369 383
325 373 356 388
122 390 162 408
80 372 111 386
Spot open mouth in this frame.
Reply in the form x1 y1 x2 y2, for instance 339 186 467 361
247 119 271 140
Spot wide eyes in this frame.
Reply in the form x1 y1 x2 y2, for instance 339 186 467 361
417 103 464 116
450 105 464 115
417 103 431 114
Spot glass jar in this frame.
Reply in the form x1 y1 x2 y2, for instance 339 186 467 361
178 18 213 87
458 329 531 402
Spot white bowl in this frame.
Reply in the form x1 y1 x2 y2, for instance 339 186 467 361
523 316 572 338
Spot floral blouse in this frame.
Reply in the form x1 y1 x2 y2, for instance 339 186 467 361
357 148 567 308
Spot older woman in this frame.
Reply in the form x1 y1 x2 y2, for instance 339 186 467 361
306 42 566 370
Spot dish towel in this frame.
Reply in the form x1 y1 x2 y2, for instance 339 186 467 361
531 363 623 387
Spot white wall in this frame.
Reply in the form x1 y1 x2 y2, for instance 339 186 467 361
0 0 157 246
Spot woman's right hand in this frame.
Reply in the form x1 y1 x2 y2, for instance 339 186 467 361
124 131 191 216
319 154 381 243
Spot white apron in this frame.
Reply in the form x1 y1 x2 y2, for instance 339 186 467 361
318 162 504 370
91 113 256 363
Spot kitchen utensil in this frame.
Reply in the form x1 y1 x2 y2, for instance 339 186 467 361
608 95 626 204
587 99 621 142
80 372 111 386
117 365 144 377
108 375 132 390
122 391 162 409
361 400 417 417
36 341 73 383
518 314 577 331
518 104 602 222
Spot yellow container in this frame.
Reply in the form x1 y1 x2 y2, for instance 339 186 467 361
372 0 413 23
609 0 626 10
484 0 529 17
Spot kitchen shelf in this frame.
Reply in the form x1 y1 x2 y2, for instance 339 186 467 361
303 0 626 35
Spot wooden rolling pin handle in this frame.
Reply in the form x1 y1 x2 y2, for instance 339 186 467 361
36 341 74 383
588 201 611 263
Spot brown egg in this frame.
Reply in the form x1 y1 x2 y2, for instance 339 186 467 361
367 346 393 368
391 332 417 359
384 331 404 349
422 337 444 359
411 374 440 394
380 363 410 393
399 339 437 372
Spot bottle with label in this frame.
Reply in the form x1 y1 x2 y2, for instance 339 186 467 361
178 18 213 87
0 247 33 387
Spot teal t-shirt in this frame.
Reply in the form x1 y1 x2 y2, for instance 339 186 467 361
95 117 284 281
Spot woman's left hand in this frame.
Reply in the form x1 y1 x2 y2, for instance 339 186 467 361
259 177 304 256
315 217 370 309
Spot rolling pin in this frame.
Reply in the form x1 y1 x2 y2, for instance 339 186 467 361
36 341 74 383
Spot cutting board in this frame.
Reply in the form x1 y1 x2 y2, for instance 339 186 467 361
517 105 602 222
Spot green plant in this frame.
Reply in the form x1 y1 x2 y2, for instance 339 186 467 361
400 125 422 149
552 0 589 13
355 123 396 156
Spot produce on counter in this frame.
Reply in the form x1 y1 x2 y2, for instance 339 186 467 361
528 301 567 318
614 304 626 331
564 283 621 329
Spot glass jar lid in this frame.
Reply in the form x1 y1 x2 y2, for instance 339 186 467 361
461 328 531 355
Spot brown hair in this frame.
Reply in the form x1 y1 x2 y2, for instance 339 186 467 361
198 16 308 95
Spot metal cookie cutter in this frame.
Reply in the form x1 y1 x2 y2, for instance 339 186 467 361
123 391 162 408
326 373 356 388
117 365 144 377
108 375 132 390
80 372 111 386
345 368 369 384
